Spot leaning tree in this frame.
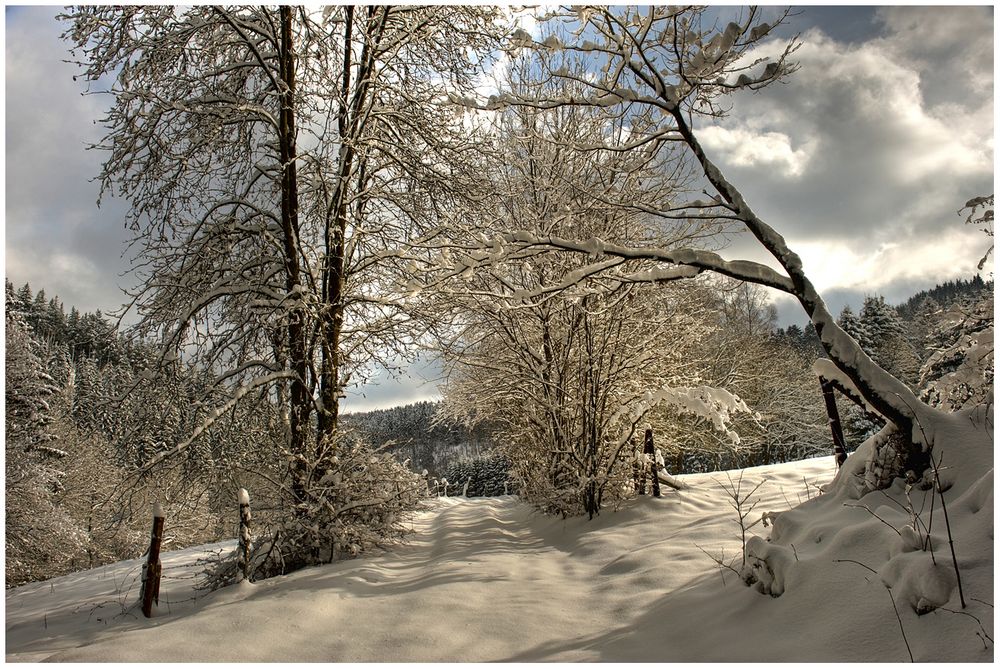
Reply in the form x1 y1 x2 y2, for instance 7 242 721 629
437 6 955 483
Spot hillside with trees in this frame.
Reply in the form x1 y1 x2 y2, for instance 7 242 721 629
343 401 494 477
4 6 993 662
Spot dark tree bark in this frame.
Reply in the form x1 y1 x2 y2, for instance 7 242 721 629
278 6 311 506
819 378 848 467
644 428 660 498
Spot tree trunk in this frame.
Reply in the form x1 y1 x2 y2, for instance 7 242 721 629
277 6 310 507
819 377 848 467
317 7 386 448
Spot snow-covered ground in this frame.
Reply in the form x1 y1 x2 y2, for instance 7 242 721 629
6 446 993 662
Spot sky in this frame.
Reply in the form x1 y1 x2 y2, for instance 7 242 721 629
4 5 995 412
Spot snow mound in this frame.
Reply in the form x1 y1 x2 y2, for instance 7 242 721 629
740 407 993 660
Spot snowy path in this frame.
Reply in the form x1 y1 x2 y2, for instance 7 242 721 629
5 458 837 662
7 454 991 662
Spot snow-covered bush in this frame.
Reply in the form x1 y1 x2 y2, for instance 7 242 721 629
204 433 426 586
742 406 992 629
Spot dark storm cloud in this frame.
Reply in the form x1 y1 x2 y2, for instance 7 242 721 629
872 6 994 109
5 6 132 315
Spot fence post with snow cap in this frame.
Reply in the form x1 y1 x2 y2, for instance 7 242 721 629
141 502 165 618
238 488 252 582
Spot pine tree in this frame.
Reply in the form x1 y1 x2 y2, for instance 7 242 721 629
15 282 32 314
858 296 920 386
837 305 864 344
5 310 61 458
5 302 83 586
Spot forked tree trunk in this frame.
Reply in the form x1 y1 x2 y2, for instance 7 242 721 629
819 378 848 467
277 6 311 507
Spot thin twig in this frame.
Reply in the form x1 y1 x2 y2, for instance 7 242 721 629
840 557 915 663
833 558 877 574
886 585 914 662
931 452 966 608
844 503 902 536
935 606 993 645
695 543 741 585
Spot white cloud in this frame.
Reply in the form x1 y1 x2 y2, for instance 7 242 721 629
698 126 814 178
792 229 988 295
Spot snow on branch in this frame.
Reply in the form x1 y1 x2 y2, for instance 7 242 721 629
608 384 754 451
502 231 796 293
812 358 884 419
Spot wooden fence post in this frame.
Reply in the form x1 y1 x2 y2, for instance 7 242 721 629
141 502 165 618
644 428 661 498
237 488 252 582
819 377 848 467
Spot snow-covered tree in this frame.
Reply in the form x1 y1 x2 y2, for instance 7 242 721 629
681 280 828 471
431 79 748 517
450 6 948 482
919 294 994 411
857 295 919 385
5 296 83 585
63 6 508 574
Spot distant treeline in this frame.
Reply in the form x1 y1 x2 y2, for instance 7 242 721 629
343 401 495 477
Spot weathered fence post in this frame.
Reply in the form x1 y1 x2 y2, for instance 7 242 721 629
644 428 661 498
237 488 252 582
141 502 165 618
819 377 848 467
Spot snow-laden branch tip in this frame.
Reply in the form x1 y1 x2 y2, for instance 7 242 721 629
502 231 796 294
812 358 884 419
